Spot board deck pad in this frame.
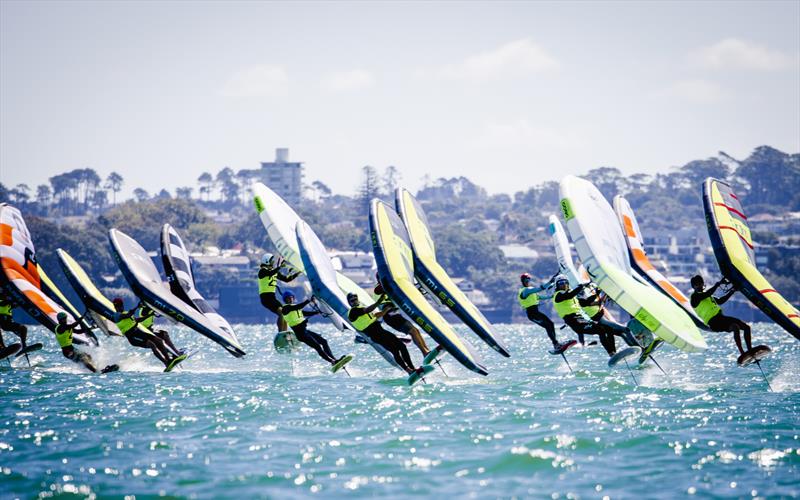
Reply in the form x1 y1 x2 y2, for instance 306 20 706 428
423 345 444 365
0 343 22 360
549 339 578 355
164 353 188 373
638 339 664 365
15 343 43 357
274 331 298 352
407 364 435 386
331 354 354 373
608 347 643 367
737 345 771 366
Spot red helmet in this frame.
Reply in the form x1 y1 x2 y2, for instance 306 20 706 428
520 273 532 284
112 297 124 307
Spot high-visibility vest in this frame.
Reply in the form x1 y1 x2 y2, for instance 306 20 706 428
116 315 137 335
55 324 73 348
350 308 377 331
518 287 539 308
258 273 277 294
283 308 305 328
552 291 582 318
694 295 721 324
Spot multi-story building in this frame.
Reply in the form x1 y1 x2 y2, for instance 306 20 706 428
257 148 303 206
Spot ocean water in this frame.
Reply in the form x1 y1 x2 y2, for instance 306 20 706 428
1 323 798 499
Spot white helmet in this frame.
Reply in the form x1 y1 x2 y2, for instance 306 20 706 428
261 253 275 266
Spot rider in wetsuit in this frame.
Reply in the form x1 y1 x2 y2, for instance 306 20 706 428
518 273 562 349
135 303 183 355
112 298 180 368
347 292 422 375
0 296 28 350
372 276 430 356
258 254 301 331
54 311 104 372
579 284 638 348
552 277 617 356
690 275 751 356
280 291 347 366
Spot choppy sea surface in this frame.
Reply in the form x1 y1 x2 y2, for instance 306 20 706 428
1 322 798 499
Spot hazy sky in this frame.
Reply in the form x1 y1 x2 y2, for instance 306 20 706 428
1 1 798 199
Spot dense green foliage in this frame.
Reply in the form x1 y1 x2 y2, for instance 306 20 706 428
2 145 798 307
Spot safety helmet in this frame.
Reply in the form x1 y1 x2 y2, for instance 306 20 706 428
690 275 703 286
520 273 532 284
57 312 68 321
346 292 359 305
112 297 124 307
262 253 275 266
555 276 570 289
282 291 295 302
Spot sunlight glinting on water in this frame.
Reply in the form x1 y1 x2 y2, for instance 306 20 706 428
1 322 798 498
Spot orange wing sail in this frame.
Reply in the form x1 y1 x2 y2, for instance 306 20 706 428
612 196 708 330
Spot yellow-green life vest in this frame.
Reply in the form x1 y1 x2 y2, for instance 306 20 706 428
553 291 582 318
0 303 12 316
116 316 137 335
582 304 601 318
518 287 539 309
282 308 305 328
694 295 721 324
350 308 377 331
258 273 277 294
55 324 73 348
137 308 154 329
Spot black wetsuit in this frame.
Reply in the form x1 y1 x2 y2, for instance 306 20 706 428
690 286 749 334
525 307 557 346
555 287 617 355
0 305 27 341
579 293 636 347
349 306 415 372
282 300 336 363
259 266 299 314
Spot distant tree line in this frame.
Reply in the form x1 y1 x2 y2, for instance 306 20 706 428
1 145 798 307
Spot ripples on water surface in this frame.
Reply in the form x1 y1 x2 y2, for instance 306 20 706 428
1 323 798 498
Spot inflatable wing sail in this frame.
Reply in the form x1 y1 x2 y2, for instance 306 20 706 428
370 200 487 375
160 224 239 345
548 215 588 289
108 229 245 357
613 195 708 330
252 182 346 330
57 248 122 336
703 178 800 340
395 188 509 357
37 263 97 334
0 204 91 342
296 221 403 370
253 182 306 272
559 176 706 352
